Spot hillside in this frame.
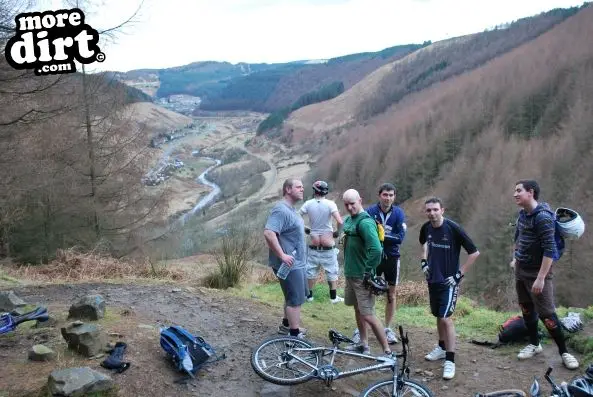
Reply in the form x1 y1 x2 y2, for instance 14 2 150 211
284 5 583 138
0 57 189 263
199 44 424 112
284 4 593 307
112 45 426 113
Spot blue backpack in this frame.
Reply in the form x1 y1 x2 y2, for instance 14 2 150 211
159 325 225 379
553 217 566 261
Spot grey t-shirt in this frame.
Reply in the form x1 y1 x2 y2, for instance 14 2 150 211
265 201 306 270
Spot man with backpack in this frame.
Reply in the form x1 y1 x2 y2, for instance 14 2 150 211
419 196 480 380
263 178 308 338
351 183 406 345
299 180 344 304
341 188 393 357
511 179 579 369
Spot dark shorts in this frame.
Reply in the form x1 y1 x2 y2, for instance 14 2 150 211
428 283 459 318
376 256 400 286
275 267 308 307
516 278 556 317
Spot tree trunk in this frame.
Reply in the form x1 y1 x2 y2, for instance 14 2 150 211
82 64 100 237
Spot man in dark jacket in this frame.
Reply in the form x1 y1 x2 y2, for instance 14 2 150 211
511 179 579 370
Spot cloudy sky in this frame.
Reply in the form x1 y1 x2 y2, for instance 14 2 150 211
46 0 585 72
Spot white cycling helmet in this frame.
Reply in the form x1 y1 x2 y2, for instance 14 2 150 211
555 207 585 240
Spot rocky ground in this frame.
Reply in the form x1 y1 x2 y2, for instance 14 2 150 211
0 282 587 397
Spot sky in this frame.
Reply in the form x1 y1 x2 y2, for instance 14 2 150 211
43 0 586 72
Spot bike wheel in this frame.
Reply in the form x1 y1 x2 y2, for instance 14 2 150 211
475 391 526 397
251 335 320 386
360 378 434 397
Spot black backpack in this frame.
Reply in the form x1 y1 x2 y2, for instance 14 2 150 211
471 315 544 348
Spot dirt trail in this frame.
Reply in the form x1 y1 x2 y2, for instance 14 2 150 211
204 144 277 229
2 283 586 397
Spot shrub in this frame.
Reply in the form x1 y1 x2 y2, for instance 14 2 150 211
205 226 261 289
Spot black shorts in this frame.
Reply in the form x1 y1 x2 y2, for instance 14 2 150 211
376 256 400 286
428 283 459 318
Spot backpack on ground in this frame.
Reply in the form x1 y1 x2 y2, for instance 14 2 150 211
471 315 544 349
159 325 225 380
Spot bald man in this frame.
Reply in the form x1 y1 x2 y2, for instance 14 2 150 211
341 189 393 357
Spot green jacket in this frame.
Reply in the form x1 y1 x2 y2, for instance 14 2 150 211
343 211 382 278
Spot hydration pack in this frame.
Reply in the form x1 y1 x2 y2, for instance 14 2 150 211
159 325 225 379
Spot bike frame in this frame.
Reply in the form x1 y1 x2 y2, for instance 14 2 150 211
286 344 397 380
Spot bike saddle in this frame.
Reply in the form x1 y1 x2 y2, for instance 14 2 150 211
328 329 354 345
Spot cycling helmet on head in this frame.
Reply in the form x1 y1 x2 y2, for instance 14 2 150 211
556 207 585 240
363 274 389 295
312 180 329 196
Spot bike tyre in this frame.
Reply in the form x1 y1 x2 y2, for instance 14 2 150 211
251 335 319 386
360 378 434 397
474 391 526 397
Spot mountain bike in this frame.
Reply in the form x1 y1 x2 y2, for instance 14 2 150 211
251 325 434 396
475 366 593 397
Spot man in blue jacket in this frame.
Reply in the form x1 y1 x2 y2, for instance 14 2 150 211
351 183 406 345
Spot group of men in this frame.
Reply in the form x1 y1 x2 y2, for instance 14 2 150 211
263 178 580 381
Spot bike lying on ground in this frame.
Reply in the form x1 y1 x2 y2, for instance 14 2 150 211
475 365 593 397
251 325 433 397
0 306 49 335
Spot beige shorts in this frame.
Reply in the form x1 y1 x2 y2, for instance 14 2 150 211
344 277 375 316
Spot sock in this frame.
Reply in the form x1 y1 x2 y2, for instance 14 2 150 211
282 318 289 327
445 352 455 363
289 328 300 337
439 340 446 350
330 289 337 300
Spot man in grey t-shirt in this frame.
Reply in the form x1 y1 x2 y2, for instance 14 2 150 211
264 178 308 338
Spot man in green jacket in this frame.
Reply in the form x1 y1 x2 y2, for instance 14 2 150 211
342 189 393 356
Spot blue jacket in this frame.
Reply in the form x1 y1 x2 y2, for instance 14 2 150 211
365 203 406 258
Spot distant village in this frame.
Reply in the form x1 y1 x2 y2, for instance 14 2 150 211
143 121 198 186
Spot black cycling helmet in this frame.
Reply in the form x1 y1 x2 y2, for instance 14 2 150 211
312 180 329 196
363 274 389 295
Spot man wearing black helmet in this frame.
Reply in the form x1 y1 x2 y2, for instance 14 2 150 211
299 180 344 303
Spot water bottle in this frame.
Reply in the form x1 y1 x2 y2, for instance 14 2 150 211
276 250 297 280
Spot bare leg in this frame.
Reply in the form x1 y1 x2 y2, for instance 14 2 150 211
355 307 368 346
437 317 445 342
285 305 301 330
362 314 391 352
439 317 456 352
385 285 396 328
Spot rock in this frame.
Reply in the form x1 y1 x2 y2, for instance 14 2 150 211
171 288 181 293
260 382 290 397
0 291 26 312
34 315 58 328
68 295 105 321
48 367 113 396
61 323 107 357
442 385 449 391
28 344 56 361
